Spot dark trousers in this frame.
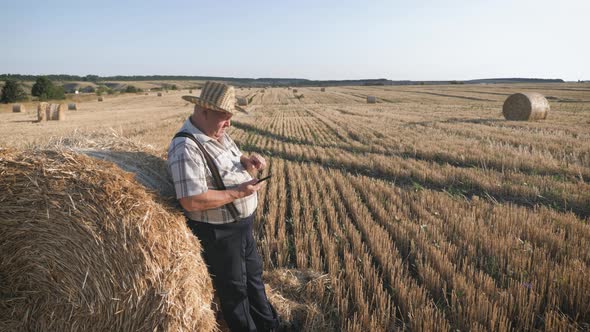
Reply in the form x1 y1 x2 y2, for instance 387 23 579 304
187 215 279 332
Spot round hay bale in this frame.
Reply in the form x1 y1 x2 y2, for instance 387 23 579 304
98 96 104 102
0 149 216 331
367 96 377 103
47 104 66 121
292 89 298 93
502 92 550 121
12 104 25 113
189 89 193 94
37 102 49 121
157 92 162 97
320 87 325 92
67 103 78 110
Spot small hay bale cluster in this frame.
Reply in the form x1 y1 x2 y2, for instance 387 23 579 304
367 96 377 104
0 149 216 331
37 103 65 121
12 104 26 113
502 92 550 121
237 96 248 106
67 103 78 110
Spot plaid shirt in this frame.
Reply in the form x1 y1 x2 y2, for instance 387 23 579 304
167 117 257 224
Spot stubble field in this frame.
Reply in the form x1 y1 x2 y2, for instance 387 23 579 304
1 83 589 330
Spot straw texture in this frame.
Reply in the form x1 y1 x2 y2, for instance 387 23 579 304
502 92 550 121
0 149 216 331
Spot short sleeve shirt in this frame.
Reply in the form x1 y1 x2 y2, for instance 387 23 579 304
167 117 257 224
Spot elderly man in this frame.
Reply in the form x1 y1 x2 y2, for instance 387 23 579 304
167 81 279 332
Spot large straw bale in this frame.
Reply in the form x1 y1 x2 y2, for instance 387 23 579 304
367 96 377 103
0 149 216 331
12 104 25 113
37 102 49 121
68 103 78 110
502 92 550 121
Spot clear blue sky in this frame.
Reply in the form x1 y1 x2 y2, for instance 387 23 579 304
1 0 588 81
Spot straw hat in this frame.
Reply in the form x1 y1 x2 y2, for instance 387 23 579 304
182 81 243 114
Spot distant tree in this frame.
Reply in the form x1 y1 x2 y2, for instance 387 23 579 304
31 76 65 100
0 79 28 103
125 85 141 93
84 75 100 82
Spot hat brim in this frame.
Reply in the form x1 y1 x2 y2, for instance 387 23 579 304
182 95 244 114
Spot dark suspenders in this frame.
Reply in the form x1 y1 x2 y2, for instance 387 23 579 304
173 132 241 221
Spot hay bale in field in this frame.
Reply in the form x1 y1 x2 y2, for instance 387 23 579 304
47 104 66 121
502 92 550 121
145 92 149 95
292 89 298 93
157 92 163 97
98 96 103 102
189 89 193 94
12 104 25 113
237 96 248 106
37 102 49 121
67 103 78 110
367 96 377 103
0 149 216 331
320 87 325 92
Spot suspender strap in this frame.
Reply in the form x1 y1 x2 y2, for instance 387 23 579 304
174 132 241 221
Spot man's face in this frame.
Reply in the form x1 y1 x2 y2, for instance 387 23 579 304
203 108 232 139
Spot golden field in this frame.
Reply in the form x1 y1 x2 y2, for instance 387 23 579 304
1 83 589 331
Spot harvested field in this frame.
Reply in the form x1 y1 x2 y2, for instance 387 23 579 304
1 83 590 330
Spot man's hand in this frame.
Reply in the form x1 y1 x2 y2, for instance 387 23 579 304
241 153 267 173
235 178 265 198
180 179 265 212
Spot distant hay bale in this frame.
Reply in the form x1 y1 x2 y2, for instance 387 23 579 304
145 92 148 95
320 87 325 92
12 104 25 113
292 89 298 93
0 149 216 331
47 104 66 121
502 92 550 121
237 96 248 106
367 96 377 103
189 89 193 94
67 103 78 110
98 96 104 102
157 92 163 97
37 103 48 121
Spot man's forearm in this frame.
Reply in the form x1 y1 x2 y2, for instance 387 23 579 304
180 189 242 212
